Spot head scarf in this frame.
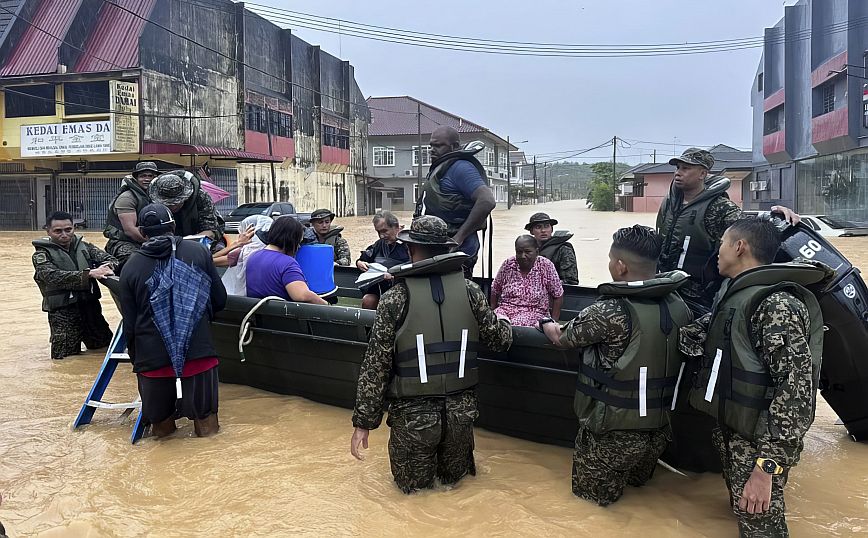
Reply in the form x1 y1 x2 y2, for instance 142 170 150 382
221 215 273 295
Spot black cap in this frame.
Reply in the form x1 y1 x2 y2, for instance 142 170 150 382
310 208 336 221
524 212 558 231
138 203 175 235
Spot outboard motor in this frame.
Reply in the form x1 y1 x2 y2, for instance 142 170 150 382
766 212 868 441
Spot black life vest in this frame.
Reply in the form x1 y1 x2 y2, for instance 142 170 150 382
103 176 150 243
32 236 101 312
414 149 489 237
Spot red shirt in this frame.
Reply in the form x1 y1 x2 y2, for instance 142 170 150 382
139 357 219 378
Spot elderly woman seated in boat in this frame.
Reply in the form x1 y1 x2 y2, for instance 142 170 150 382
244 216 327 305
490 234 563 326
211 215 272 296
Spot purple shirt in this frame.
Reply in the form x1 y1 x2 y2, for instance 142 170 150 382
492 255 564 327
245 249 306 301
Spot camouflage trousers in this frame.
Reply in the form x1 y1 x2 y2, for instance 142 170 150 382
47 301 113 359
105 239 140 273
572 426 669 506
712 426 790 538
386 394 477 494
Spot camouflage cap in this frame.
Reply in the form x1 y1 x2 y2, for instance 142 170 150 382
669 148 714 170
524 212 558 231
148 173 194 206
397 215 458 246
132 161 159 177
310 208 336 221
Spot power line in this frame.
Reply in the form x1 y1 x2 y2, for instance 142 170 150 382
248 3 868 58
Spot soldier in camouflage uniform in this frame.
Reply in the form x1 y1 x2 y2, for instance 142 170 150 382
310 208 351 266
679 217 828 537
33 212 117 360
525 212 579 285
149 172 223 247
542 225 691 505
350 216 513 493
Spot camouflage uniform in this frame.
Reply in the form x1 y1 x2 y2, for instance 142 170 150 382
32 240 116 359
352 279 512 493
542 241 579 285
331 235 352 266
105 239 140 270
680 291 816 537
558 298 668 505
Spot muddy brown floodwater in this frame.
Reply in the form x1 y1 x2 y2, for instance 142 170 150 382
1 200 867 537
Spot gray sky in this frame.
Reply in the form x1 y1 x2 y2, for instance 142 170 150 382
251 0 792 164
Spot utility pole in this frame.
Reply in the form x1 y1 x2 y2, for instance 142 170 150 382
612 135 617 212
265 104 277 200
533 155 537 203
506 136 511 209
653 149 657 163
416 101 423 199
543 163 548 203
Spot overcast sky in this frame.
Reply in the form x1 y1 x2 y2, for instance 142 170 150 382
251 0 794 164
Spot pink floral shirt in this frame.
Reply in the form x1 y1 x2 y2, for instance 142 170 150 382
492 255 564 327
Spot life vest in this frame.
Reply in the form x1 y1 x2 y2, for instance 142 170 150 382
318 226 345 249
688 263 825 442
574 271 693 434
32 236 101 312
415 150 489 237
387 253 480 398
539 230 574 260
103 176 150 243
657 175 731 298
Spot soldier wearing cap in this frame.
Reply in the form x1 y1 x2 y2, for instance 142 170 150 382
148 171 222 246
657 148 799 473
350 215 513 493
309 208 351 266
103 161 160 268
525 212 579 285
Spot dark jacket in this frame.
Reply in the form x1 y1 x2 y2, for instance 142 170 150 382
119 235 227 373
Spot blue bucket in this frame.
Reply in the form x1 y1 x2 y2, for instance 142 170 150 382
296 244 338 296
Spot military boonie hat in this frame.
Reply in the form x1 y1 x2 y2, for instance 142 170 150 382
149 173 194 207
397 215 458 246
669 148 715 170
132 161 159 177
524 212 558 231
310 208 336 221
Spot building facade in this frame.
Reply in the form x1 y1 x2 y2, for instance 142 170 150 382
618 145 751 213
0 0 368 230
750 0 868 224
363 96 515 214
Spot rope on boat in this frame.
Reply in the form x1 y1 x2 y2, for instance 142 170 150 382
238 296 285 362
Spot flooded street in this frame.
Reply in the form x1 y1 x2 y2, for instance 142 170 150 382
1 199 867 537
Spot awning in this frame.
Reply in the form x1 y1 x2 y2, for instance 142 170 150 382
142 142 283 162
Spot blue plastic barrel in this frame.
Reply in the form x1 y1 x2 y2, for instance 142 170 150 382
296 244 338 296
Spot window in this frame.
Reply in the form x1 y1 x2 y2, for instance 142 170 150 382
822 82 835 114
498 151 507 170
412 145 431 166
757 73 764 92
4 84 55 117
323 125 349 148
763 106 783 135
64 81 109 116
373 146 395 167
245 104 267 133
245 104 293 137
485 148 496 167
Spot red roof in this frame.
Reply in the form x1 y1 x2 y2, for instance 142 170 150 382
74 0 155 73
0 0 79 76
367 96 488 137
142 141 284 162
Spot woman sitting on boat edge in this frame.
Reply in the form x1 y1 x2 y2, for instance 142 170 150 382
244 216 327 305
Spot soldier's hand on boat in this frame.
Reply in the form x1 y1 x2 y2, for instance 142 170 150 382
769 205 800 225
542 322 563 346
738 467 773 514
88 264 114 280
382 272 393 281
356 261 370 272
351 427 369 460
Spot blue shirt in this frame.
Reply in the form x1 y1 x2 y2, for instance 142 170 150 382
245 249 306 301
437 160 486 256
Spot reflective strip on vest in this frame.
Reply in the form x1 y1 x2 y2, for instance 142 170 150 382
671 362 686 411
459 328 468 379
638 366 648 417
416 333 428 384
705 348 723 402
676 236 691 269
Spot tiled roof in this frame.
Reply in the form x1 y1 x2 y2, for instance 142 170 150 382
0 0 79 76
367 96 488 137
74 0 156 73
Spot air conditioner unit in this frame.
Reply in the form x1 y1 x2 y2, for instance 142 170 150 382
750 180 769 191
404 170 413 176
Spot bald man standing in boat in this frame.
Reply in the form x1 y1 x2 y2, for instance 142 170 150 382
350 216 513 493
414 126 496 278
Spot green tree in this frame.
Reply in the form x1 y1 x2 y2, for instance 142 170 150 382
588 181 615 211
